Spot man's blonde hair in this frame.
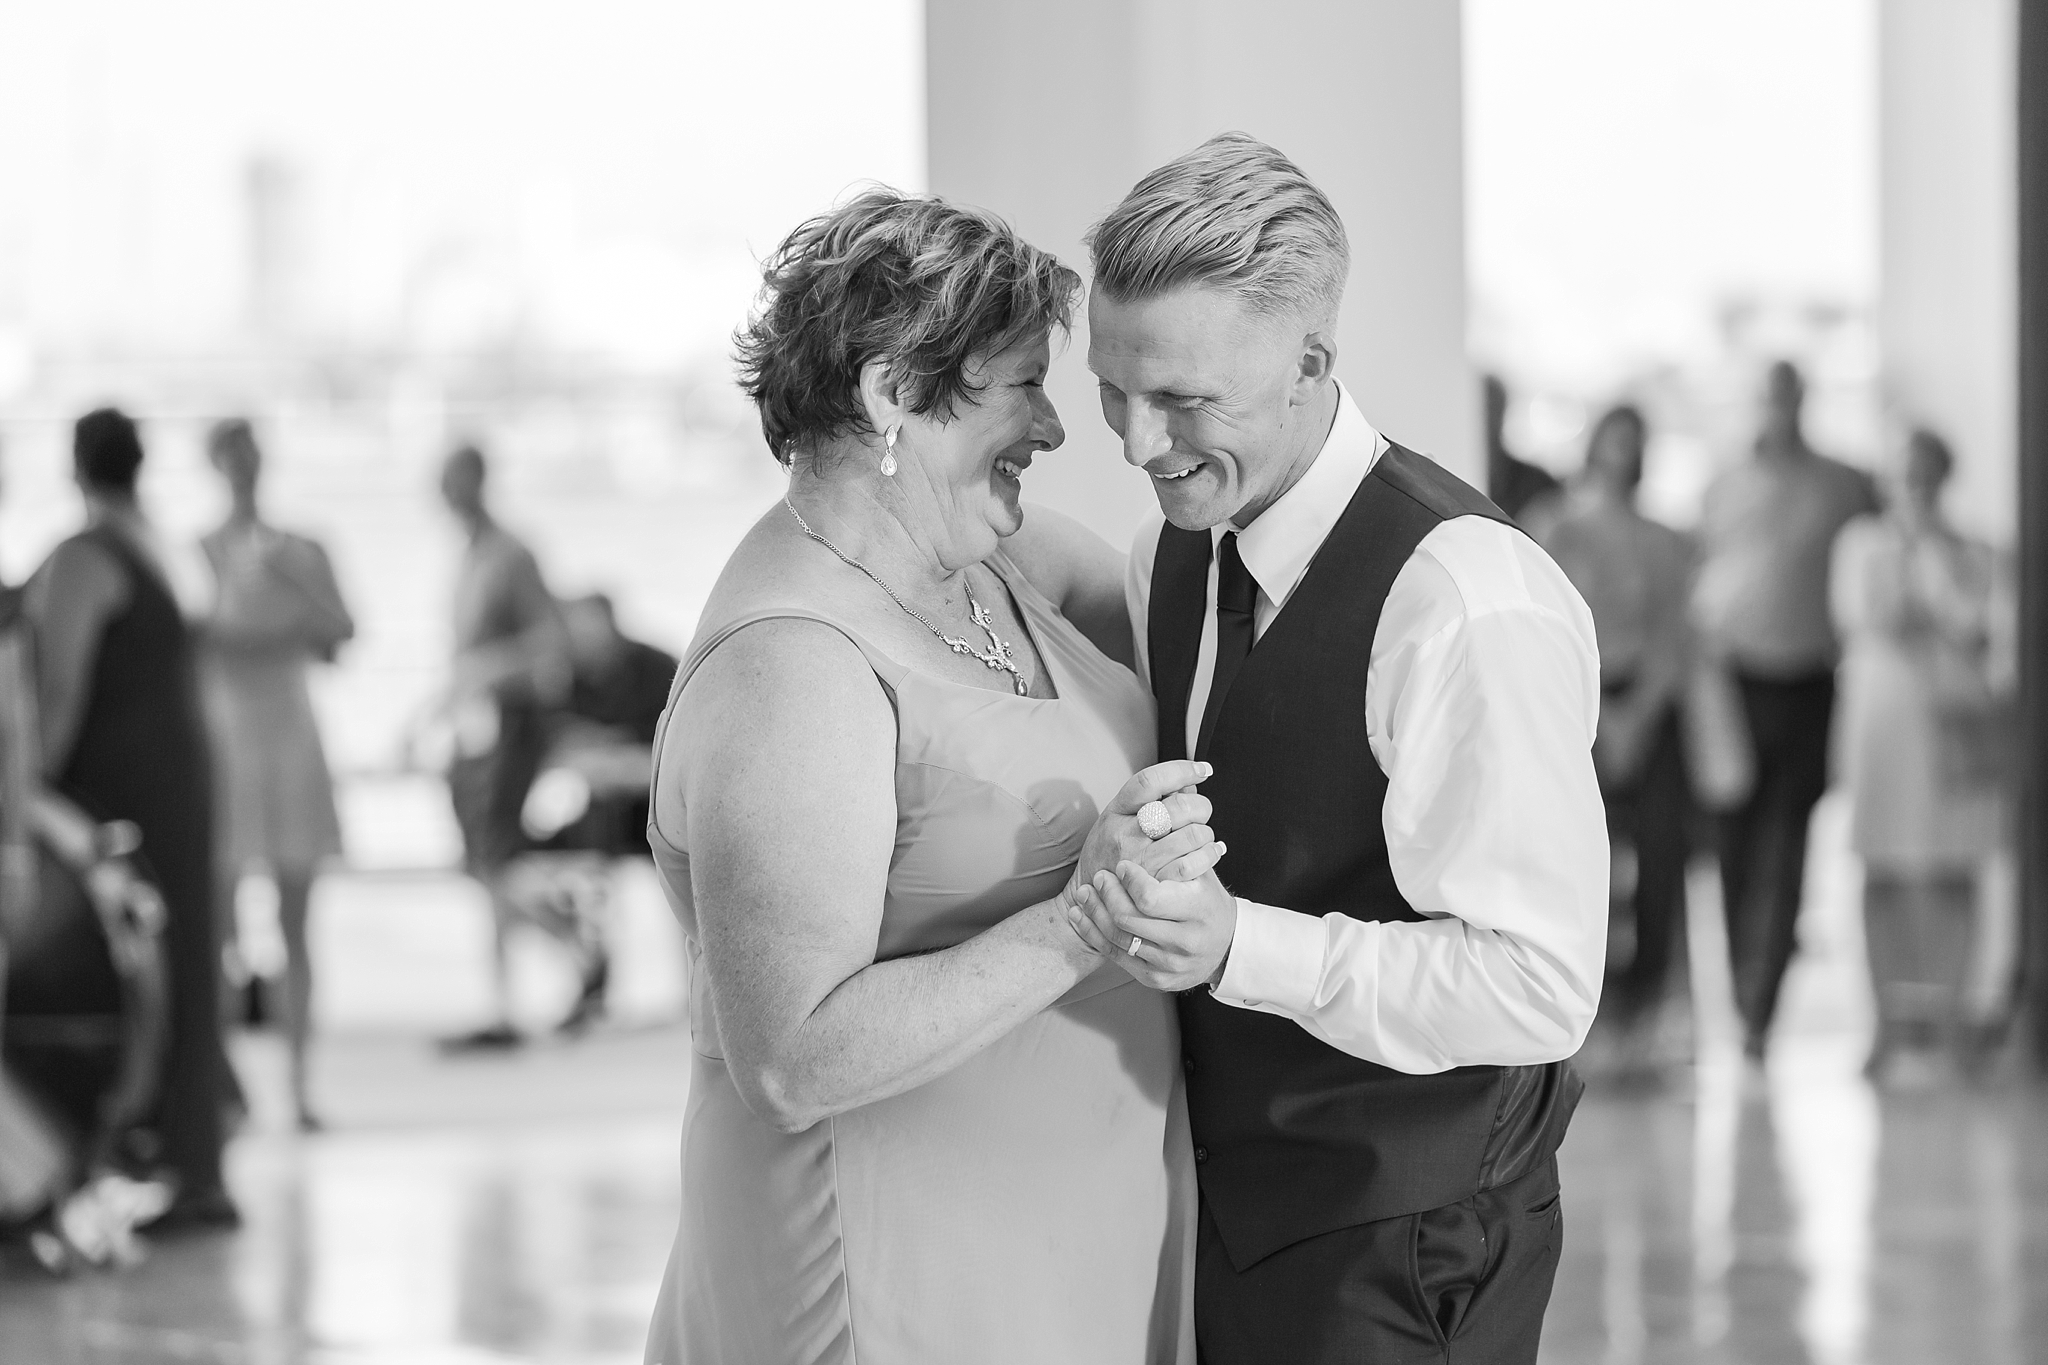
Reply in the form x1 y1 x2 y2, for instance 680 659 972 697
1085 132 1349 323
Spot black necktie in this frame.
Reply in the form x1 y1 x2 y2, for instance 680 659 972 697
1195 532 1257 758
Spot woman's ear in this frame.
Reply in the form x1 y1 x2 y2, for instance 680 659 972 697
857 358 907 438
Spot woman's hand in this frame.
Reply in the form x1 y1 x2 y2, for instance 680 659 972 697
1064 760 1221 912
1068 862 1239 992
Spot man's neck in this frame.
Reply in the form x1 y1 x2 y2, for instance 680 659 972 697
1233 380 1343 529
85 491 141 526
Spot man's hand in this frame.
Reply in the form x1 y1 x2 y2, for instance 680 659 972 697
1067 860 1237 992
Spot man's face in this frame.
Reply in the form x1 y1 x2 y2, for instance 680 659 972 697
1089 286 1315 531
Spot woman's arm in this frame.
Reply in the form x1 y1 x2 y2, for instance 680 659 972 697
670 619 1214 1133
1004 503 1134 667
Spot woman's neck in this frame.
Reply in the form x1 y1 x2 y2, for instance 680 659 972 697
786 456 974 602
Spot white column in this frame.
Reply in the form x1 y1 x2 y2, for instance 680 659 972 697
925 0 1476 548
1879 0 2020 542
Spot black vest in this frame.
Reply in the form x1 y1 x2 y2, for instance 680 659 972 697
1153 443 1581 1270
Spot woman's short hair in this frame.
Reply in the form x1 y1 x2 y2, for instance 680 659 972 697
735 188 1080 464
1586 403 1648 488
1907 427 1955 483
74 407 144 492
1086 132 1349 323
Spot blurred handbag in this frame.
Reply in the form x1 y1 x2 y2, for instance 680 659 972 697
1682 657 1755 811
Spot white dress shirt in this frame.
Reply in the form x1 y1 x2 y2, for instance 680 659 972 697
1125 382 1608 1075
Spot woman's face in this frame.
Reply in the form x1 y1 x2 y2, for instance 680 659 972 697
1586 416 1644 493
211 436 261 503
896 330 1063 567
1895 436 1948 513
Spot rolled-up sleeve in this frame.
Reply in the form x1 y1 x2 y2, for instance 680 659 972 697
1213 522 1609 1073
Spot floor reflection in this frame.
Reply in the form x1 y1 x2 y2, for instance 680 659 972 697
0 1034 684 1365
6 799 2048 1363
1549 797 2048 1365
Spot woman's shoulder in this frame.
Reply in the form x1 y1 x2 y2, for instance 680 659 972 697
685 512 902 688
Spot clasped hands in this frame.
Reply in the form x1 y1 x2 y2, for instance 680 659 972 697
1062 759 1237 992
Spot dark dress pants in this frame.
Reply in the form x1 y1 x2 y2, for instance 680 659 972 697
1717 670 1835 1048
1195 1157 1563 1365
1602 706 1691 1020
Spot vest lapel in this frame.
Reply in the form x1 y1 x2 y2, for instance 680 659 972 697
1148 524 1212 762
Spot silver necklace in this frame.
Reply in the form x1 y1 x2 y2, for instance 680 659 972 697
784 499 1029 696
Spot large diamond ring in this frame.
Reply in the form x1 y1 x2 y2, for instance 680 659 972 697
1128 935 1146 958
1136 801 1173 840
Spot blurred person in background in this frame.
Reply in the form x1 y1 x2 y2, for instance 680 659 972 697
199 418 354 1132
1531 404 1694 1071
2 458 179 1270
24 408 237 1229
1483 373 1561 523
643 189 1222 1363
1831 428 2013 1082
512 592 677 1033
434 444 575 1052
546 592 676 856
1693 361 1878 1060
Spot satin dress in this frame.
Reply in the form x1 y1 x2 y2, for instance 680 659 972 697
644 549 1196 1365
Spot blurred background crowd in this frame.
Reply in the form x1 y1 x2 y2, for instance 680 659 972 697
2 1 2045 1363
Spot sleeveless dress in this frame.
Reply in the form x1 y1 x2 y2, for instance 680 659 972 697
47 525 230 1197
643 549 1196 1365
200 523 347 874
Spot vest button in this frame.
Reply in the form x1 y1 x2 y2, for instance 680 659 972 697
1194 1146 1209 1163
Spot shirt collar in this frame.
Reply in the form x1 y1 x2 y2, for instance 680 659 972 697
1219 380 1386 607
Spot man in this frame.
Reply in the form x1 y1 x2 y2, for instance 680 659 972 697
1069 133 1607 1363
435 444 575 1051
1693 360 1877 1058
513 593 678 1034
1530 405 1695 1062
1483 372 1561 523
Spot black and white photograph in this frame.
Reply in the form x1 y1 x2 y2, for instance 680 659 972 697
2 1 2046 1362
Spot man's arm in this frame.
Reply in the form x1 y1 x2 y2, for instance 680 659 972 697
1212 533 1607 1071
1077 522 1609 1072
453 543 571 706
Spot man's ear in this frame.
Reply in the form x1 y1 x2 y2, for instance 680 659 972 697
858 359 907 437
1290 329 1337 405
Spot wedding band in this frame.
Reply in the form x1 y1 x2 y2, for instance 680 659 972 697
1128 935 1145 958
1136 801 1172 840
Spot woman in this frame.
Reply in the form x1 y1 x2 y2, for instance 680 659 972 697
200 418 353 1131
1832 428 2011 1078
26 407 237 1228
1530 405 1694 1061
643 191 1217 1364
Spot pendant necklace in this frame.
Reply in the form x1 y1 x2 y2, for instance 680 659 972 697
785 499 1030 696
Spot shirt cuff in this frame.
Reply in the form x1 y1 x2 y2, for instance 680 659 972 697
1212 898 1328 1015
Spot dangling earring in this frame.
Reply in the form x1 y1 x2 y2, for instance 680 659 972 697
880 424 899 478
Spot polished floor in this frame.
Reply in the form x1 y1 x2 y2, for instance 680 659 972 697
4 799 2046 1364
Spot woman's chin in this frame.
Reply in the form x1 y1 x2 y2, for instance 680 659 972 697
988 482 1026 536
